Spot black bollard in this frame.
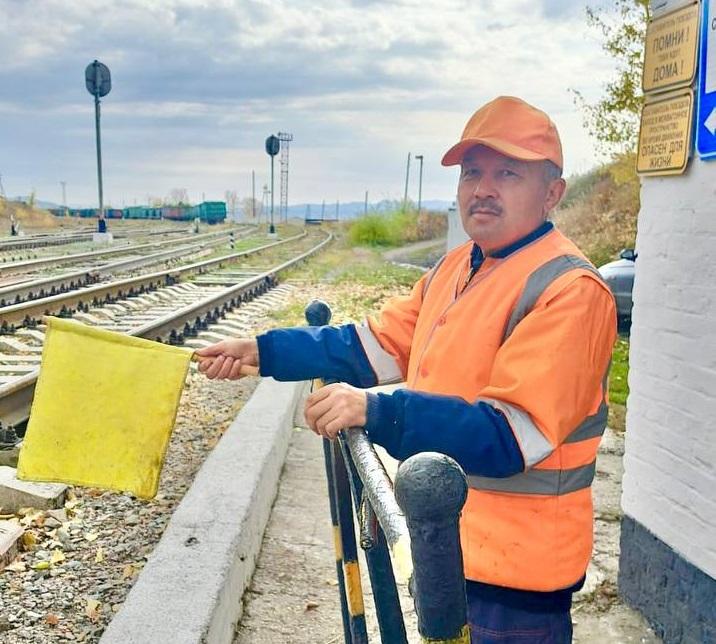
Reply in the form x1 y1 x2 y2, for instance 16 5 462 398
395 452 470 643
304 299 331 327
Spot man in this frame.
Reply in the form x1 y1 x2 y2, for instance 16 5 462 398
197 96 616 643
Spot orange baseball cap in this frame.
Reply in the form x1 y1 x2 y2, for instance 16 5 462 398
441 96 563 169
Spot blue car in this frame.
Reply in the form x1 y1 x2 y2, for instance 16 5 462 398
599 249 636 322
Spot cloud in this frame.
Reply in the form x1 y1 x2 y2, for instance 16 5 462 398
0 0 611 205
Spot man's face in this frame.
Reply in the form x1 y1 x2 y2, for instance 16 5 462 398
457 145 565 252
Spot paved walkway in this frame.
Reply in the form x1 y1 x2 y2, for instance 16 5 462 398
234 427 659 643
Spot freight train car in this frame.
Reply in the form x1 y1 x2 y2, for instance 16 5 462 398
156 202 227 223
52 207 122 219
123 206 162 220
194 201 227 224
159 206 185 221
48 201 226 223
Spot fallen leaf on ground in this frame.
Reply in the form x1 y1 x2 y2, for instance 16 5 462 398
84 532 99 542
32 560 50 570
305 602 320 611
21 531 37 549
95 547 104 563
46 613 60 626
85 598 101 622
50 549 65 565
4 559 26 572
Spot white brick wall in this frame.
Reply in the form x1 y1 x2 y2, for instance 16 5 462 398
447 201 469 251
622 157 716 578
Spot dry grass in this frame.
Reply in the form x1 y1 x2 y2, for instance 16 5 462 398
0 198 62 230
554 156 639 267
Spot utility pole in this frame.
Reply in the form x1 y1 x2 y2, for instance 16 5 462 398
364 190 368 215
321 200 325 221
403 152 411 211
0 173 6 200
335 200 339 221
60 181 68 216
415 155 424 213
252 170 256 221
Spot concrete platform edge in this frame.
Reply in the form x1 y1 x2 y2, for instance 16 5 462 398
100 378 308 644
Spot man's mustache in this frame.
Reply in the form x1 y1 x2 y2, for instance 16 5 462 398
469 199 502 215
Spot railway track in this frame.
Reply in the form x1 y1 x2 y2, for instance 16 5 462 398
0 228 255 303
0 228 244 277
0 229 331 432
0 224 208 265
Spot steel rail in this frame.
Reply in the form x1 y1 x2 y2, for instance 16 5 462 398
0 225 189 253
133 232 333 343
0 227 253 305
0 231 329 428
0 231 307 330
0 228 243 275
0 243 202 306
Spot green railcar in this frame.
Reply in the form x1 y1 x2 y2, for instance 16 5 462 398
196 201 226 224
123 206 162 219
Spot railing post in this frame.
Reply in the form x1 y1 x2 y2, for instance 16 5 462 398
395 452 470 643
338 439 408 643
305 300 368 644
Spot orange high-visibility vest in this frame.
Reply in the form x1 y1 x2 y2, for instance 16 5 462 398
365 227 616 591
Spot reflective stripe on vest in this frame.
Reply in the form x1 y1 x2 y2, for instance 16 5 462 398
471 254 609 496
468 461 596 496
355 324 403 385
479 397 553 467
502 255 602 343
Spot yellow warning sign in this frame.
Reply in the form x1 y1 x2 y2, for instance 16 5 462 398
637 89 694 175
643 2 700 94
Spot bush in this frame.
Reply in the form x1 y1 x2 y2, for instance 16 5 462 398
348 209 447 247
348 213 395 246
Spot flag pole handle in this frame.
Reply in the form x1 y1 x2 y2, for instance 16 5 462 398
190 352 259 377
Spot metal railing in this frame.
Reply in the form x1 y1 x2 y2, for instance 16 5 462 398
304 301 470 644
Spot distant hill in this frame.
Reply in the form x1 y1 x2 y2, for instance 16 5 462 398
11 197 63 210
286 199 453 220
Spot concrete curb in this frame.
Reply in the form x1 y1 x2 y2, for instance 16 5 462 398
101 378 308 644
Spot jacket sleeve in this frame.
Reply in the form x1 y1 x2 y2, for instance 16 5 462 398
364 275 616 476
257 324 379 388
365 390 525 477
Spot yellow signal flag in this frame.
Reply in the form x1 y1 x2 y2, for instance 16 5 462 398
17 317 193 499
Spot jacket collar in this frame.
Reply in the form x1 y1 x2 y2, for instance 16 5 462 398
470 220 554 271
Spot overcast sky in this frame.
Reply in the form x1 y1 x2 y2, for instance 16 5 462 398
0 0 615 208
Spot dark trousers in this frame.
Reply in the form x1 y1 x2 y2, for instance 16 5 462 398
467 586 573 644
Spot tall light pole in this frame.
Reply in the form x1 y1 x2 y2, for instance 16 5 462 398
265 135 280 235
403 152 411 211
415 155 424 213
